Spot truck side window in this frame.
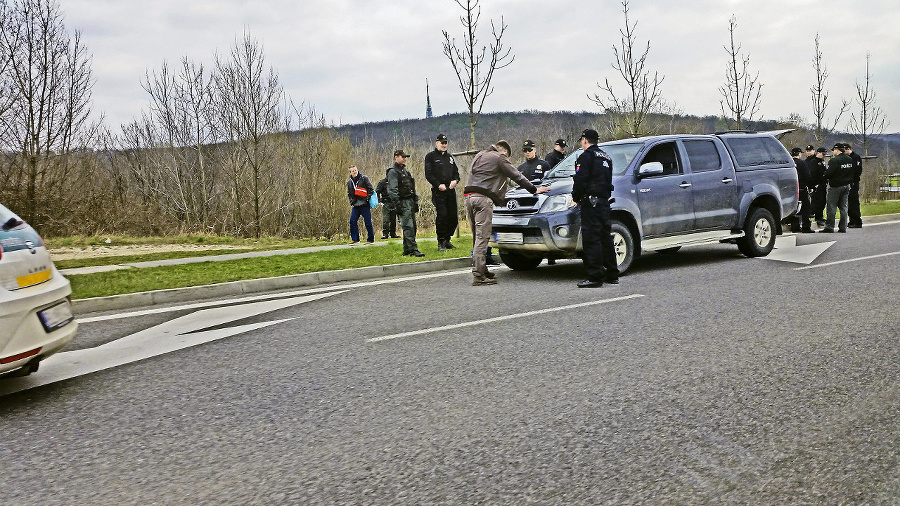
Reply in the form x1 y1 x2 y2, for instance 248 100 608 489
683 140 722 173
641 142 682 176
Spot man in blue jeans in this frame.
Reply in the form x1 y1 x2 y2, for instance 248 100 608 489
347 165 375 244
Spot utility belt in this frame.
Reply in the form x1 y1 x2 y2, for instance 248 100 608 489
580 195 615 207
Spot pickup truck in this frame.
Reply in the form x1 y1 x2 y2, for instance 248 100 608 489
489 131 799 273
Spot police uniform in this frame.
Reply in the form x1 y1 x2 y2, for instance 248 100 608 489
572 129 619 287
544 139 567 168
806 147 828 224
846 145 863 228
517 140 551 182
387 150 423 256
790 149 813 233
424 134 461 249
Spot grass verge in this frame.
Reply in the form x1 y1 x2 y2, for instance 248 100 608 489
66 240 471 299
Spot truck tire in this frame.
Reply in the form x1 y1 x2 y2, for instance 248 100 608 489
610 220 635 273
499 250 542 271
737 207 776 257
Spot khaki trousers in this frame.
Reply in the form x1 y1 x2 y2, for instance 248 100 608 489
465 193 493 279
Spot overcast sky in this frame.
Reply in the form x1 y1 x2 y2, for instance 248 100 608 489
62 0 900 135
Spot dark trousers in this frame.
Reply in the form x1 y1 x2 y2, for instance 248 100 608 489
848 182 862 226
396 198 419 254
381 203 397 236
432 189 458 242
580 204 619 282
349 205 374 242
790 188 813 231
812 184 827 222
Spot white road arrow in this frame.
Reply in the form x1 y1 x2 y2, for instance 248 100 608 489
760 235 835 265
0 291 345 396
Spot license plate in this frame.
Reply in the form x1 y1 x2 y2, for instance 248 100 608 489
38 301 74 332
494 232 524 244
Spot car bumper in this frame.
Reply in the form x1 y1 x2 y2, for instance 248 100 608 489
0 274 78 375
489 210 581 253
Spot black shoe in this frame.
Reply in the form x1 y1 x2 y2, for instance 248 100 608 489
547 258 556 265
577 279 603 288
411 250 425 257
437 243 448 251
381 235 389 239
605 277 620 285
819 228 834 233
485 256 500 266
390 234 400 238
848 223 862 228
801 228 815 233
444 241 457 249
790 227 801 233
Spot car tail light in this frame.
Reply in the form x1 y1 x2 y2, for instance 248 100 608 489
1 347 42 364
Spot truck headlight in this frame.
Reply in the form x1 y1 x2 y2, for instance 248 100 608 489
539 193 575 213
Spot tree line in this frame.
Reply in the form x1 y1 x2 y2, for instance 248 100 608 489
0 0 894 240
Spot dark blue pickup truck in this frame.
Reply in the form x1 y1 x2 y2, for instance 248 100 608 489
490 131 799 272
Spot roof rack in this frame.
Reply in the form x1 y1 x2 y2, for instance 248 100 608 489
712 130 756 135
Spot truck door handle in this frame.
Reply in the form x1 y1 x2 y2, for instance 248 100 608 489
679 182 692 188
722 177 733 183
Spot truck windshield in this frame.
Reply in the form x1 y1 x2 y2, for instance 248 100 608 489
543 142 643 179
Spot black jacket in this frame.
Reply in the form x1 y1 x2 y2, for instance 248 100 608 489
793 157 810 188
545 149 565 168
424 148 461 190
806 155 827 186
517 157 551 182
347 174 375 207
824 153 854 187
847 151 863 183
572 144 613 203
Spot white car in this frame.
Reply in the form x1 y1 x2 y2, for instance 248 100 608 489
0 203 77 377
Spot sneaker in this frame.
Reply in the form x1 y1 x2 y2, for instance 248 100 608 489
472 277 497 286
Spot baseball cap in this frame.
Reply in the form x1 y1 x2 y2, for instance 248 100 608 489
580 128 599 143
435 134 448 142
816 147 827 153
805 144 815 151
832 143 844 151
394 149 411 157
522 139 536 151
554 139 567 148
790 147 803 156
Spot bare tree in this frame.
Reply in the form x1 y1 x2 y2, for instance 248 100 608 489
590 0 664 139
214 31 285 238
442 0 514 149
810 33 848 142
847 53 888 157
718 16 761 130
0 0 96 225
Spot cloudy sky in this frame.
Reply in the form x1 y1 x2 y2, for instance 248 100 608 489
62 0 900 134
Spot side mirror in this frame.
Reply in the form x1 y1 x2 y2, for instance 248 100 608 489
637 161 664 177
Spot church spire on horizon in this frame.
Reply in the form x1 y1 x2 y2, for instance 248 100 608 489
426 78 433 118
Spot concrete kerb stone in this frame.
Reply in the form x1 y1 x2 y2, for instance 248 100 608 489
72 257 473 315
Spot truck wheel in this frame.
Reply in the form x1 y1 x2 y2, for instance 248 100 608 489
610 220 635 273
737 207 776 257
499 250 542 271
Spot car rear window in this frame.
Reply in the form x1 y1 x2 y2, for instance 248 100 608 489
723 136 791 168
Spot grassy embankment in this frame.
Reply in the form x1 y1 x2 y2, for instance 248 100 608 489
54 200 900 299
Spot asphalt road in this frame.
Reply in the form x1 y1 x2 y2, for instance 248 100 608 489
2 222 899 505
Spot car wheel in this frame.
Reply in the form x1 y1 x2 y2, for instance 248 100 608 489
737 207 776 257
499 250 543 271
610 220 635 273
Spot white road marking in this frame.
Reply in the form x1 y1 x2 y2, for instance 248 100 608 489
1 292 342 396
367 294 645 343
78 268 479 323
760 236 835 265
793 251 900 271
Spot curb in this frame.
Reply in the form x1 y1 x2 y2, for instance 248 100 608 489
72 257 473 315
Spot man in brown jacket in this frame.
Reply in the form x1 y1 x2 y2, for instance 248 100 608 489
463 140 550 285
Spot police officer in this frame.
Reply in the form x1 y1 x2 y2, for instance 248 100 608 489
843 142 864 228
790 147 814 233
821 143 854 233
375 169 399 239
572 128 618 288
387 149 424 257
545 138 568 168
424 134 461 250
807 146 828 227
517 140 552 182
